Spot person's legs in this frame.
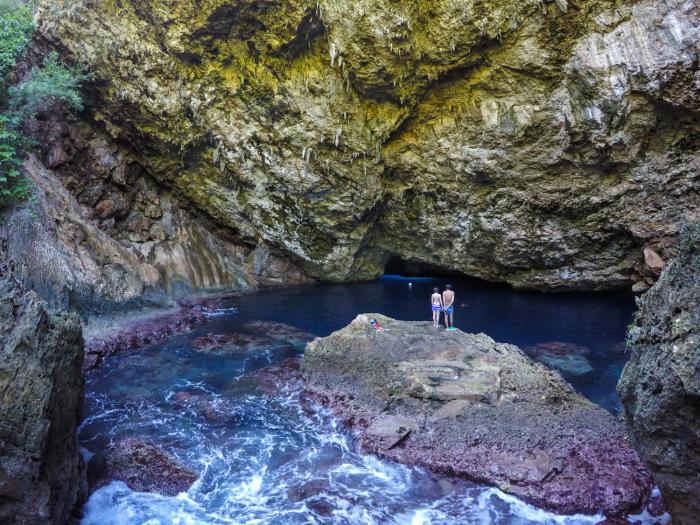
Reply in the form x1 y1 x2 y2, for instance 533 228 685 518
446 306 454 329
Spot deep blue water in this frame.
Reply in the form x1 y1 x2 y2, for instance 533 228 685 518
79 276 638 525
219 275 634 411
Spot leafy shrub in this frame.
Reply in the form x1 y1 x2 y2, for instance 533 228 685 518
0 0 35 84
0 1 87 212
10 51 87 118
0 114 30 207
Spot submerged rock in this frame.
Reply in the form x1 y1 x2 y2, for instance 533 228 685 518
618 223 700 525
95 438 198 497
169 391 240 423
523 341 594 376
242 321 315 346
193 322 313 354
192 332 254 353
0 260 85 524
303 314 651 517
235 357 304 396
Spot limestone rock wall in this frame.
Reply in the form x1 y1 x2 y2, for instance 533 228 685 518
38 0 699 290
618 223 700 525
1 118 310 315
0 256 86 524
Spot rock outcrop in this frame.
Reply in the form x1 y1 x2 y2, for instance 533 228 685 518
93 438 198 496
82 299 214 371
618 223 700 525
0 256 86 524
302 314 651 517
1 122 311 316
37 0 699 291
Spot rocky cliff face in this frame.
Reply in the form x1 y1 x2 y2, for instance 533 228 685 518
1 117 310 315
0 255 86 524
618 223 700 525
37 0 699 291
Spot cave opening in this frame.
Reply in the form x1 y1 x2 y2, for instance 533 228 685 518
383 256 463 279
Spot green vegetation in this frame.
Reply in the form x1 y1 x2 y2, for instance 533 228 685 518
0 0 87 211
0 0 35 81
9 51 86 117
0 115 30 205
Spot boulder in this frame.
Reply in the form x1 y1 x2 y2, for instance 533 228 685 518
618 224 700 525
0 262 85 524
303 314 651 517
94 438 198 496
642 248 665 273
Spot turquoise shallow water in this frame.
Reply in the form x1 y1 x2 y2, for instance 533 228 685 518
79 276 639 525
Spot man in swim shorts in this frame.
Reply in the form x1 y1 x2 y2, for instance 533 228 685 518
431 287 443 327
442 284 456 330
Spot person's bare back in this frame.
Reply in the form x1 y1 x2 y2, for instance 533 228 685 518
442 289 454 308
442 285 456 330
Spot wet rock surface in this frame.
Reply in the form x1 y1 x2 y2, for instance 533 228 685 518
618 223 700 525
192 321 313 354
0 256 86 524
303 314 651 517
83 300 215 370
94 438 198 497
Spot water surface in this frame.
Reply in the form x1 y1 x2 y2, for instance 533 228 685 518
80 276 637 525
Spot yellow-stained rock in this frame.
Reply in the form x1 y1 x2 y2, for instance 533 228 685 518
37 0 700 290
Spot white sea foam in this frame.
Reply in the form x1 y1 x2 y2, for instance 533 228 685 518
202 307 239 318
80 325 627 525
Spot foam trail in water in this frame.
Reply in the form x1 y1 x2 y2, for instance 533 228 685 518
80 315 622 525
202 307 238 318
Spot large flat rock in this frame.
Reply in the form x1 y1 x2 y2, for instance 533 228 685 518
302 314 651 517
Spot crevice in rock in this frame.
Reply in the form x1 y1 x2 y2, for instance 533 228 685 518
273 8 326 61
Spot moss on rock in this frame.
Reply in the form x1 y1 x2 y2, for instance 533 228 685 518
38 0 700 289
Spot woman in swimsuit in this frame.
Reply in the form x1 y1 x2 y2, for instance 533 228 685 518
431 287 443 327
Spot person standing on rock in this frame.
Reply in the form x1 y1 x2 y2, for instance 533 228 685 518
443 284 456 330
431 287 443 327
